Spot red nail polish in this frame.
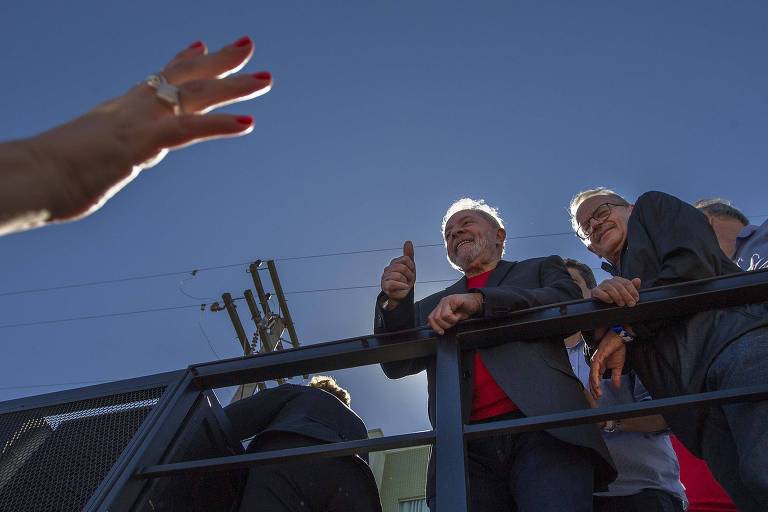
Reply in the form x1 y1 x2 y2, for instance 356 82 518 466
251 71 272 81
236 115 254 126
234 36 251 48
188 41 204 49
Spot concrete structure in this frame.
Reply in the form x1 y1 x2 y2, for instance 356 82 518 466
369 429 430 512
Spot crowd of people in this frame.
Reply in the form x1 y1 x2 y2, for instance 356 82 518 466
2 36 767 512
373 192 767 512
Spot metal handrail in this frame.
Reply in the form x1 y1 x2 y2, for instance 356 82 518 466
1 269 766 511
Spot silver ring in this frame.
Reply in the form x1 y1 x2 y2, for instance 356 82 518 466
145 73 182 115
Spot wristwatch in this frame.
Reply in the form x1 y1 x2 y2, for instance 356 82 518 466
602 420 621 433
611 325 635 343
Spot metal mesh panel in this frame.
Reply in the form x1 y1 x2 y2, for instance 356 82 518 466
134 392 246 512
0 386 166 512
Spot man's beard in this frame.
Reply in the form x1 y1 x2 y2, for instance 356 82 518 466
450 235 492 271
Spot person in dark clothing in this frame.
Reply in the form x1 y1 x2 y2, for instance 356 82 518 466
569 188 768 512
375 198 616 512
224 376 382 512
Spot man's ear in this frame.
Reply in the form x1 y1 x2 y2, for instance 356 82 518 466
496 227 506 248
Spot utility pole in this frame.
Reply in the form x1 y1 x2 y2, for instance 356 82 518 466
211 260 303 403
221 292 265 402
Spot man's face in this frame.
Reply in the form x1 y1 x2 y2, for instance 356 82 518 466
566 267 591 299
574 196 633 263
444 210 504 271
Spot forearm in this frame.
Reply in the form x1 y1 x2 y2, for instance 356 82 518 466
0 137 59 235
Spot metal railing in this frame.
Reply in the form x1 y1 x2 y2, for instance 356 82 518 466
1 269 767 511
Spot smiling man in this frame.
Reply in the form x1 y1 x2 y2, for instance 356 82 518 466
569 188 768 512
374 198 615 512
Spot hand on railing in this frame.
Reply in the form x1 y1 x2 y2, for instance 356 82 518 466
591 277 642 307
380 240 416 310
589 330 626 399
426 293 484 335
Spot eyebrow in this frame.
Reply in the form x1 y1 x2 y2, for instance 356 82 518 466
445 214 472 234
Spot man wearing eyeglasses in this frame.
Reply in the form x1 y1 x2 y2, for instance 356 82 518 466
569 188 768 512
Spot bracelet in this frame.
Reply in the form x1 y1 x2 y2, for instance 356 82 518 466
611 326 635 343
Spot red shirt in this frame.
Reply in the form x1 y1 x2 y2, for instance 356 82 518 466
671 437 736 511
466 270 519 421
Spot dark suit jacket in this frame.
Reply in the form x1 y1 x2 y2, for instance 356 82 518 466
224 384 381 509
604 191 768 455
223 384 370 462
374 256 616 499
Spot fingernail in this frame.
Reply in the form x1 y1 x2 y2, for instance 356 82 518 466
234 36 252 48
251 71 272 81
236 115 253 126
188 41 204 49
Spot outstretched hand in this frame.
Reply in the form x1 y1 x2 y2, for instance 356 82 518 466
1 35 271 235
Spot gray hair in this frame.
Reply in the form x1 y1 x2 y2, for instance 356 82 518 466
568 187 630 232
693 198 749 226
562 258 597 289
441 197 506 253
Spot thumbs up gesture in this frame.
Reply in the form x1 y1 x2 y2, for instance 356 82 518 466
380 241 416 309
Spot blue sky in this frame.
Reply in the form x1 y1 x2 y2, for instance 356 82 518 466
1 1 766 436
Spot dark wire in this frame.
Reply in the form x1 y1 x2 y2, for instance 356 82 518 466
0 232 576 297
0 304 202 330
5 214 767 299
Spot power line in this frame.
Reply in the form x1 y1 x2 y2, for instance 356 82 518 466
0 277 450 329
0 304 203 330
0 232 575 298
0 264 627 331
3 215 766 299
283 278 459 295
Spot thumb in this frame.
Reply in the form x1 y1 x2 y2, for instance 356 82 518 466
631 278 641 289
403 240 415 261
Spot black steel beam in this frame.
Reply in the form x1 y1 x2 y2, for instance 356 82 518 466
0 370 184 415
132 384 768 480
464 384 768 439
190 329 438 389
189 270 768 389
457 268 768 348
434 334 469 509
135 430 435 478
92 371 203 512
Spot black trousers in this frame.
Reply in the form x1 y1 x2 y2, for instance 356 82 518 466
238 432 381 512
594 489 685 512
429 412 595 512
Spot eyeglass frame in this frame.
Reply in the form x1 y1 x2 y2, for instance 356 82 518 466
575 203 628 240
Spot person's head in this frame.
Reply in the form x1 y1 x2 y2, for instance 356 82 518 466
308 375 351 407
441 198 506 275
693 198 749 258
569 187 633 265
693 198 749 226
563 258 596 299
562 258 595 348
